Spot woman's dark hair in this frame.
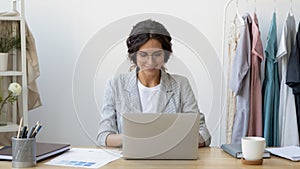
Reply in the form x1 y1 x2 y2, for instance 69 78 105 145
126 19 172 69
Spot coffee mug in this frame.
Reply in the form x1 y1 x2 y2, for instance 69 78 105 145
241 137 265 161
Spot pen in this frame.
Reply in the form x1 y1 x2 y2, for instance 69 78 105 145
32 121 40 133
20 126 27 138
27 126 35 138
31 125 42 138
28 121 38 138
23 128 28 138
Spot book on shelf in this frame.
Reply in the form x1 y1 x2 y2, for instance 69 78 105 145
221 143 270 159
0 142 70 162
266 145 300 162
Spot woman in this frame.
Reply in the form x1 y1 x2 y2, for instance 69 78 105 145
97 19 211 147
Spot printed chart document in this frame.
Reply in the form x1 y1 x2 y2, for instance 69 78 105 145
45 148 122 168
266 146 300 161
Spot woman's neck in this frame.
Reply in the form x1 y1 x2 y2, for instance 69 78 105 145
137 70 161 87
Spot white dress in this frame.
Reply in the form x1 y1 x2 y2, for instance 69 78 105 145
276 12 299 146
226 14 242 143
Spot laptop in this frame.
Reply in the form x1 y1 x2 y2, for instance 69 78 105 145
122 113 200 159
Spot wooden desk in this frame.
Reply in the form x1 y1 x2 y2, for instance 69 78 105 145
0 147 299 169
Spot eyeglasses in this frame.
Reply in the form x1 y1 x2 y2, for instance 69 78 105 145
136 50 164 60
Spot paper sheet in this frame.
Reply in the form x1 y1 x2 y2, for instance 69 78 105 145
45 148 122 168
266 146 300 161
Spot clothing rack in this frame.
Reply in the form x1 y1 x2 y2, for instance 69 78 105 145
222 0 295 71
221 0 296 146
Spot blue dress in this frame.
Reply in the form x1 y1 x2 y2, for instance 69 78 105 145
262 13 280 147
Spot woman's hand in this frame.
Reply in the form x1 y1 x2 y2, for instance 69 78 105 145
198 142 205 148
106 134 122 147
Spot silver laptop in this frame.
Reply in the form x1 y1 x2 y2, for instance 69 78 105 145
122 113 200 159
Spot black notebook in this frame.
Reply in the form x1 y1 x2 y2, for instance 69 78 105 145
221 143 270 159
0 142 70 162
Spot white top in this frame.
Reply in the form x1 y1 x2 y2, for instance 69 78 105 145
138 80 161 113
276 13 299 146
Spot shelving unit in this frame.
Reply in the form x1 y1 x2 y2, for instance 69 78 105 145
0 0 28 132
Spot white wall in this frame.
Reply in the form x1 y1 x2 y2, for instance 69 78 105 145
1 0 298 147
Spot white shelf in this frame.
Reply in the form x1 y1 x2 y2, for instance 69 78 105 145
0 16 21 21
0 122 19 132
0 0 28 133
0 71 23 76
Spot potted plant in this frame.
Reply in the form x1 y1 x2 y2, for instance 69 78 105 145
0 31 20 71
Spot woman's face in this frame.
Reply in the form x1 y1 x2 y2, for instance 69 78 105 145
136 39 164 74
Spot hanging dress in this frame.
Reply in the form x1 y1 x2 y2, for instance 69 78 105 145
277 13 299 146
230 13 252 144
247 13 264 137
286 22 300 143
262 13 280 147
226 14 242 143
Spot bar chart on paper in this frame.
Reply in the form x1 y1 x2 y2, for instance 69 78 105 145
45 148 122 168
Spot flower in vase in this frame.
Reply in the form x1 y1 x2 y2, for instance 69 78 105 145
0 82 22 113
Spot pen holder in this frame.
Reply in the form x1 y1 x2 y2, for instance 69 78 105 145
12 137 36 168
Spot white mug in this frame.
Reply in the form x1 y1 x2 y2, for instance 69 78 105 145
241 137 265 161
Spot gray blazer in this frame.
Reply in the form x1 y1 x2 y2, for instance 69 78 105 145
96 69 211 146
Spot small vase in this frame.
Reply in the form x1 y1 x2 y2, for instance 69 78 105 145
0 53 9 71
0 105 7 126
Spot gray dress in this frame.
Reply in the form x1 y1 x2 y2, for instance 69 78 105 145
230 14 252 144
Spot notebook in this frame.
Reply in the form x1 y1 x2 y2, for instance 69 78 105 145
0 142 70 162
122 113 200 159
221 143 270 159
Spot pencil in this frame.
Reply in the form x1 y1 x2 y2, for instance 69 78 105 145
16 117 23 139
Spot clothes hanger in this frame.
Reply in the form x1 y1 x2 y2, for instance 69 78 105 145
289 0 294 16
273 0 276 13
254 0 257 14
235 0 244 25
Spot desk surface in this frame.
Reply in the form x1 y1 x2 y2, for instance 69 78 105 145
0 147 299 169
